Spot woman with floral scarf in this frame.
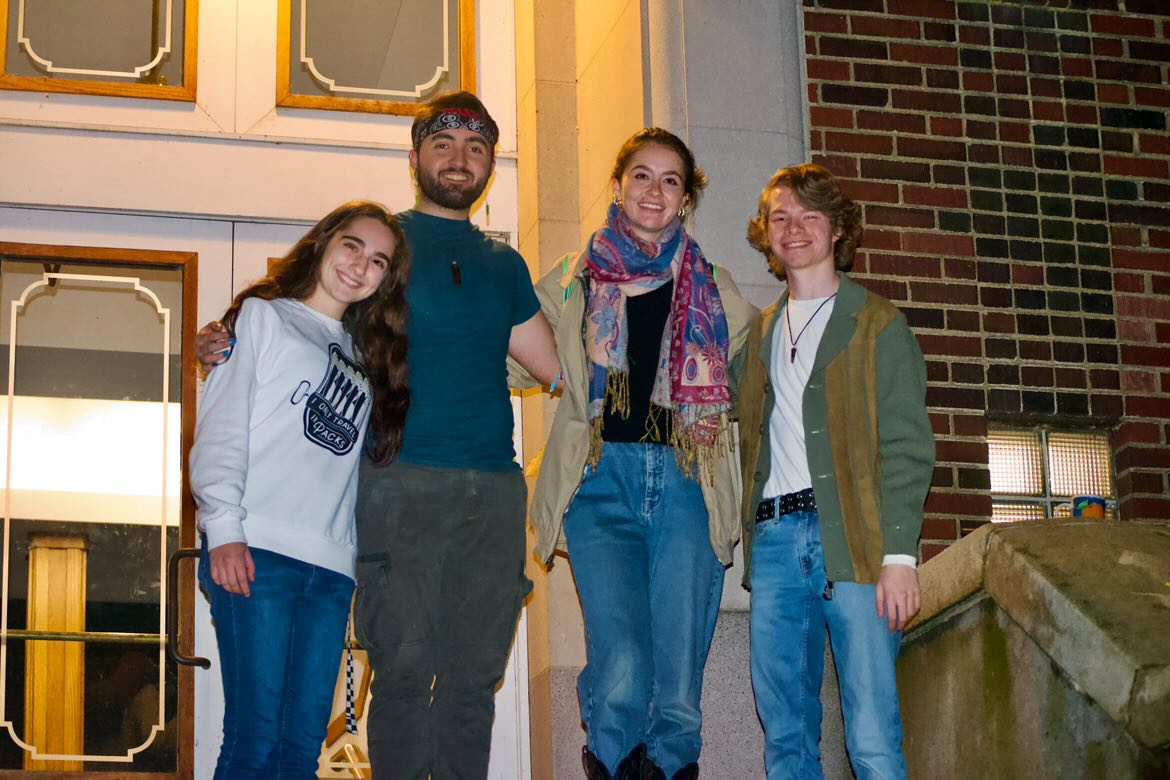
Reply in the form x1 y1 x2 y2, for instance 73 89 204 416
516 128 757 779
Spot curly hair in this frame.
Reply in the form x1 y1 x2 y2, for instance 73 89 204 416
222 200 411 465
610 127 709 213
746 163 862 275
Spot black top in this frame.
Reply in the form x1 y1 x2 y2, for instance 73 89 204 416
601 279 674 445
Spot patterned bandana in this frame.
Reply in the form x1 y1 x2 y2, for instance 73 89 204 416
412 108 499 148
584 203 731 477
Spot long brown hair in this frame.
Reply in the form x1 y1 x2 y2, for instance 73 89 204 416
222 200 411 465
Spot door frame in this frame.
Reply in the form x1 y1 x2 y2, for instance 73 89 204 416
0 242 198 780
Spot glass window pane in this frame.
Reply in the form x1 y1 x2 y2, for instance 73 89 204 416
988 428 1045 495
1047 431 1114 499
992 502 1048 523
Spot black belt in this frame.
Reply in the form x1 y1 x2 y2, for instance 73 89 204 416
755 488 816 524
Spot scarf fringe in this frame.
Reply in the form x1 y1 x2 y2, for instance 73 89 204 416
669 413 734 487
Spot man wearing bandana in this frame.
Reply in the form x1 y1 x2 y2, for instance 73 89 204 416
198 92 558 779
352 92 559 779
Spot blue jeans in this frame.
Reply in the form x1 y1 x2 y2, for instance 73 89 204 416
564 442 725 775
749 509 907 780
199 544 354 780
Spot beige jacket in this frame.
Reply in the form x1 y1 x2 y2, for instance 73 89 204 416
510 251 758 567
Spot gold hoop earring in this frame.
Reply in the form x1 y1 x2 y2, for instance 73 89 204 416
677 205 687 218
613 193 623 208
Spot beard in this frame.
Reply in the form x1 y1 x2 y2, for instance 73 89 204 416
417 167 487 211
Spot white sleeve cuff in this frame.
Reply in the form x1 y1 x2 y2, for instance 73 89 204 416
882 554 917 569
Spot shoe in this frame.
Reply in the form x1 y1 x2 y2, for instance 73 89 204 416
670 763 698 780
582 746 612 780
616 744 651 780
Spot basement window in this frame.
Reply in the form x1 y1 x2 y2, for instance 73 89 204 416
987 426 1116 521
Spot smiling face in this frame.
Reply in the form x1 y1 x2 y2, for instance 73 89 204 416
410 127 495 217
610 143 688 243
304 215 395 319
764 186 842 280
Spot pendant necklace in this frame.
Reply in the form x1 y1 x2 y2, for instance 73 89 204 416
785 293 837 363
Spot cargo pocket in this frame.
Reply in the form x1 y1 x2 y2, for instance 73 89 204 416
353 552 390 652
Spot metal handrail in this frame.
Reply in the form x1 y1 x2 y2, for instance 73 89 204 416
1 629 160 644
167 547 210 668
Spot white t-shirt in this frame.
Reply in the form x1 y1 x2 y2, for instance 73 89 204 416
191 297 372 578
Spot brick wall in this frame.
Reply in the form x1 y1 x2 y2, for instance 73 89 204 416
802 0 1170 559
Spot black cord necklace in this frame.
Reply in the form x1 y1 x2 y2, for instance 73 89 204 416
785 293 837 362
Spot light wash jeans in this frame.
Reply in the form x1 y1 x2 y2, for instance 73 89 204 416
564 442 725 776
749 508 907 780
200 544 353 780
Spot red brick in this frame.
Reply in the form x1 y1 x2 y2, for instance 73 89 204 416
892 89 962 114
1120 496 1170 522
995 74 1029 95
1117 295 1170 320
1055 368 1088 389
1097 83 1131 104
895 137 967 161
1129 41 1170 61
994 52 1027 72
839 179 900 203
911 282 979 305
862 229 903 251
903 232 975 257
1135 87 1170 107
1001 146 1031 166
1122 370 1158 393
953 415 987 437
946 307 979 328
921 518 958 540
861 277 908 301
963 72 995 92
1012 265 1044 285
857 110 927 133
1093 37 1125 57
1090 14 1156 37
890 43 958 66
805 11 848 33
889 0 955 20
811 154 858 178
959 26 989 46
1114 421 1163 447
1032 101 1064 122
935 439 989 464
810 129 824 152
1118 319 1154 343
1150 229 1170 249
1117 445 1170 470
982 312 1015 334
1000 121 1030 143
808 83 818 104
852 16 920 38
1155 275 1170 295
807 59 851 81
1105 156 1169 178
866 205 935 228
1139 133 1170 155
807 37 817 57
1114 249 1169 272
1114 272 1146 292
810 106 855 130
924 491 991 517
1110 223 1141 250
825 131 894 154
1066 104 1098 124
1030 78 1063 99
1061 57 1094 78
944 259 977 281
867 253 943 278
902 184 968 208
930 116 962 136
1121 345 1170 368
932 463 954 486
916 334 982 358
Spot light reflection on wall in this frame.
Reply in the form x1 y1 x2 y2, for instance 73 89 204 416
0 396 181 526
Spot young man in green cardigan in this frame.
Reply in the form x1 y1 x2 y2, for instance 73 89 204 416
737 163 935 780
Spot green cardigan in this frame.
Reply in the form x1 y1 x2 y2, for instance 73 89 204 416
736 273 935 586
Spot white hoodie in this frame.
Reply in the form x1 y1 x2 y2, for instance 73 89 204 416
191 297 371 578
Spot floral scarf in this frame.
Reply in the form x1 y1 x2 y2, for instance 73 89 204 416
584 203 731 479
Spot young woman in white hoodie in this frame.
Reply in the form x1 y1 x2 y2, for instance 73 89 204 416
190 201 410 780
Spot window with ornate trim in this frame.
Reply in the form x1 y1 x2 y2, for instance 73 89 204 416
988 426 1116 522
276 0 475 115
0 0 198 101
